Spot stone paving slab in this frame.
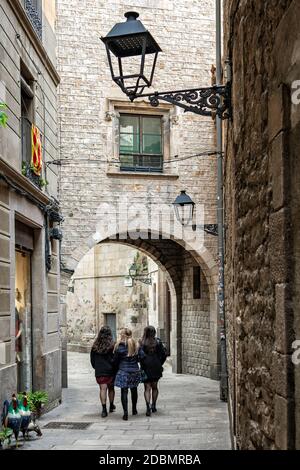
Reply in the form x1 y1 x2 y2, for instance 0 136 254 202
21 352 231 450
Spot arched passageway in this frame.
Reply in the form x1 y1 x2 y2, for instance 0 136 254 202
60 229 219 385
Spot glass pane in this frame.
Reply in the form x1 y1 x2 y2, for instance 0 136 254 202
142 117 161 134
120 134 139 153
143 134 162 154
120 115 139 134
120 154 134 167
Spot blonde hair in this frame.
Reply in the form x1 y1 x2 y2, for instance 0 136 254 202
114 328 137 357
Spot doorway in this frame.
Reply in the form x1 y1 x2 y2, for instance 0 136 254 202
165 281 172 356
104 313 117 341
15 249 33 392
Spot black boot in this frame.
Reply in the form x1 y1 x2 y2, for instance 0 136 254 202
151 403 157 413
109 402 116 413
131 387 138 415
121 388 128 421
101 404 108 418
146 402 151 417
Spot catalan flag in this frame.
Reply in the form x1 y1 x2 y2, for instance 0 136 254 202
31 124 42 176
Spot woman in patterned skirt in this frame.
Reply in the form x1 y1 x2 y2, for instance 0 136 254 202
114 328 144 420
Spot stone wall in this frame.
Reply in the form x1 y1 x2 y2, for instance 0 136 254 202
182 252 210 377
223 0 299 450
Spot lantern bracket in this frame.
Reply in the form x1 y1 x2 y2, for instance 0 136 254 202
195 224 218 236
127 82 231 120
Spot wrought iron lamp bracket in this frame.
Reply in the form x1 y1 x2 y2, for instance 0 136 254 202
128 82 231 120
134 276 152 285
191 224 218 236
130 274 152 285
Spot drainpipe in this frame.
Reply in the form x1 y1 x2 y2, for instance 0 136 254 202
216 0 228 402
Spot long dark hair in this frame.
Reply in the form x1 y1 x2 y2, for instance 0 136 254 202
141 325 157 354
92 326 114 353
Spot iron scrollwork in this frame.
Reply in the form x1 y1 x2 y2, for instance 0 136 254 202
203 224 218 236
192 224 218 236
131 83 231 120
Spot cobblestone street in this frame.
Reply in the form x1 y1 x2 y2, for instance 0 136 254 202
24 352 231 450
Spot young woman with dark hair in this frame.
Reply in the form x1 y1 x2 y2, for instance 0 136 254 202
114 328 144 421
140 325 167 416
90 326 116 417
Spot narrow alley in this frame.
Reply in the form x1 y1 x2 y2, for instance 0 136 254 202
24 353 230 450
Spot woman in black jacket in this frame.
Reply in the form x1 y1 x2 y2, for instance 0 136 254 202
140 326 167 416
90 326 116 417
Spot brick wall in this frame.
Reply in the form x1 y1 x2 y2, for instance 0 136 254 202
56 1 219 377
182 252 210 377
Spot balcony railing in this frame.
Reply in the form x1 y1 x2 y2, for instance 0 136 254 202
23 0 42 40
120 154 163 173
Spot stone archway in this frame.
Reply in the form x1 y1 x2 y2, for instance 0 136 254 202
60 227 218 387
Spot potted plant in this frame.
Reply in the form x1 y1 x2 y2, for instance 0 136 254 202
21 162 48 189
27 391 48 419
0 427 13 450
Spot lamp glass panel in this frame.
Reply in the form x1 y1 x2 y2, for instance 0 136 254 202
176 204 193 226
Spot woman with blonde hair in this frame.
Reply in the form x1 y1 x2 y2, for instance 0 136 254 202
114 328 144 420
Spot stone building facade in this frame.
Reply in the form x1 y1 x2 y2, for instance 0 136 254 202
223 0 300 450
0 0 61 407
66 243 168 350
56 0 220 384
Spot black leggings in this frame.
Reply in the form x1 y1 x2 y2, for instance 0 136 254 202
121 387 138 413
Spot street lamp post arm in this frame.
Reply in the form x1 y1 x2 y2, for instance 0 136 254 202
191 224 218 236
128 83 231 120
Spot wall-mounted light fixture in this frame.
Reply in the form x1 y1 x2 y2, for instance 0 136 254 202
128 262 152 285
49 227 63 240
173 190 218 236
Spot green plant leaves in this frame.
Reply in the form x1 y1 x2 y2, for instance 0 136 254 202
26 391 49 412
0 102 8 127
0 427 13 441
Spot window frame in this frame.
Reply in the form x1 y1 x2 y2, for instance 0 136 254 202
119 113 163 173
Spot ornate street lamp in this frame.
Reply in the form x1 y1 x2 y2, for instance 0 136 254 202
101 12 231 119
101 12 161 99
173 190 218 236
129 262 138 278
128 262 152 285
173 190 194 227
